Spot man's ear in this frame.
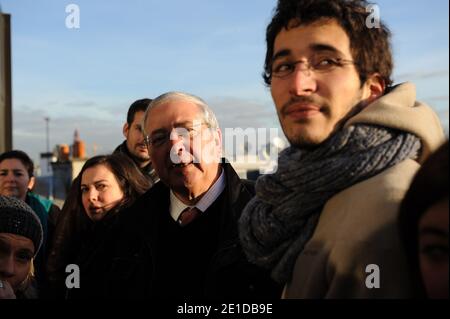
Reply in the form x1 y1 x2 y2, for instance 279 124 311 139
364 73 386 105
123 123 129 139
28 176 35 191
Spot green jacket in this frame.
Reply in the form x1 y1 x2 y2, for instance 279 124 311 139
26 192 60 287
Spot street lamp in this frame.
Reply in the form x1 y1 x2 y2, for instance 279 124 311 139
44 117 54 200
45 117 50 152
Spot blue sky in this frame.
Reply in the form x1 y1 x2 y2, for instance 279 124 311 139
1 0 448 162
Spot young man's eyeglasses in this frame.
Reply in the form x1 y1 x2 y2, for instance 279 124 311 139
271 54 357 79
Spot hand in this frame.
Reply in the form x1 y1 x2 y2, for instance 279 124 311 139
0 280 16 299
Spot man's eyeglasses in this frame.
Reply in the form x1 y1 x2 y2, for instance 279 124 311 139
145 123 210 148
271 54 357 79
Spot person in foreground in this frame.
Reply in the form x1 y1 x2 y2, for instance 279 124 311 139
46 154 150 298
0 195 43 299
105 92 281 299
239 0 446 298
0 150 60 291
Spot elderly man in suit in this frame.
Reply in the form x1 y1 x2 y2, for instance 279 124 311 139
104 92 280 299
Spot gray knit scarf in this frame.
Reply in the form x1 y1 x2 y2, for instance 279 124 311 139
239 124 421 284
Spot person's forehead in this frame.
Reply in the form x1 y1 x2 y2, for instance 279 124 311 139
0 233 35 251
131 110 146 125
81 164 114 183
420 198 450 228
0 158 27 171
273 19 351 57
147 100 203 128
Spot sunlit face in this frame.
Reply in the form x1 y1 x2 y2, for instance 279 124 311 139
144 100 222 202
123 111 151 167
81 164 125 222
418 197 449 299
0 159 34 201
270 19 372 147
0 233 35 292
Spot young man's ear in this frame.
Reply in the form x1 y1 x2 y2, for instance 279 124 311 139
123 123 130 139
27 176 35 191
364 73 386 105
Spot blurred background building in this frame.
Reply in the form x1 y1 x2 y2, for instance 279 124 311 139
34 129 87 204
0 10 12 154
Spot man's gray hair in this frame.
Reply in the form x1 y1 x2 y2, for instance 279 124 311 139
142 92 219 137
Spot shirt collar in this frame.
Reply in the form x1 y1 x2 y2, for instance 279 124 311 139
169 168 226 221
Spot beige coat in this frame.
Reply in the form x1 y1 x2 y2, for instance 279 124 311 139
283 83 446 298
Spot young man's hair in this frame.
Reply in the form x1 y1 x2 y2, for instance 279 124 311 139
0 150 34 178
127 98 152 125
263 0 393 87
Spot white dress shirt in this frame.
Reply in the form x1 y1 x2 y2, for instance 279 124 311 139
169 169 226 222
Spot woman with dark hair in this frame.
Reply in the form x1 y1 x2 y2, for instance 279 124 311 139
78 154 150 221
399 141 449 299
46 154 151 298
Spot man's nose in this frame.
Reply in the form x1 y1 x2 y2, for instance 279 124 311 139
0 255 15 277
136 132 145 143
170 140 187 158
288 64 317 97
169 129 180 143
168 132 192 165
169 129 190 150
4 172 16 182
